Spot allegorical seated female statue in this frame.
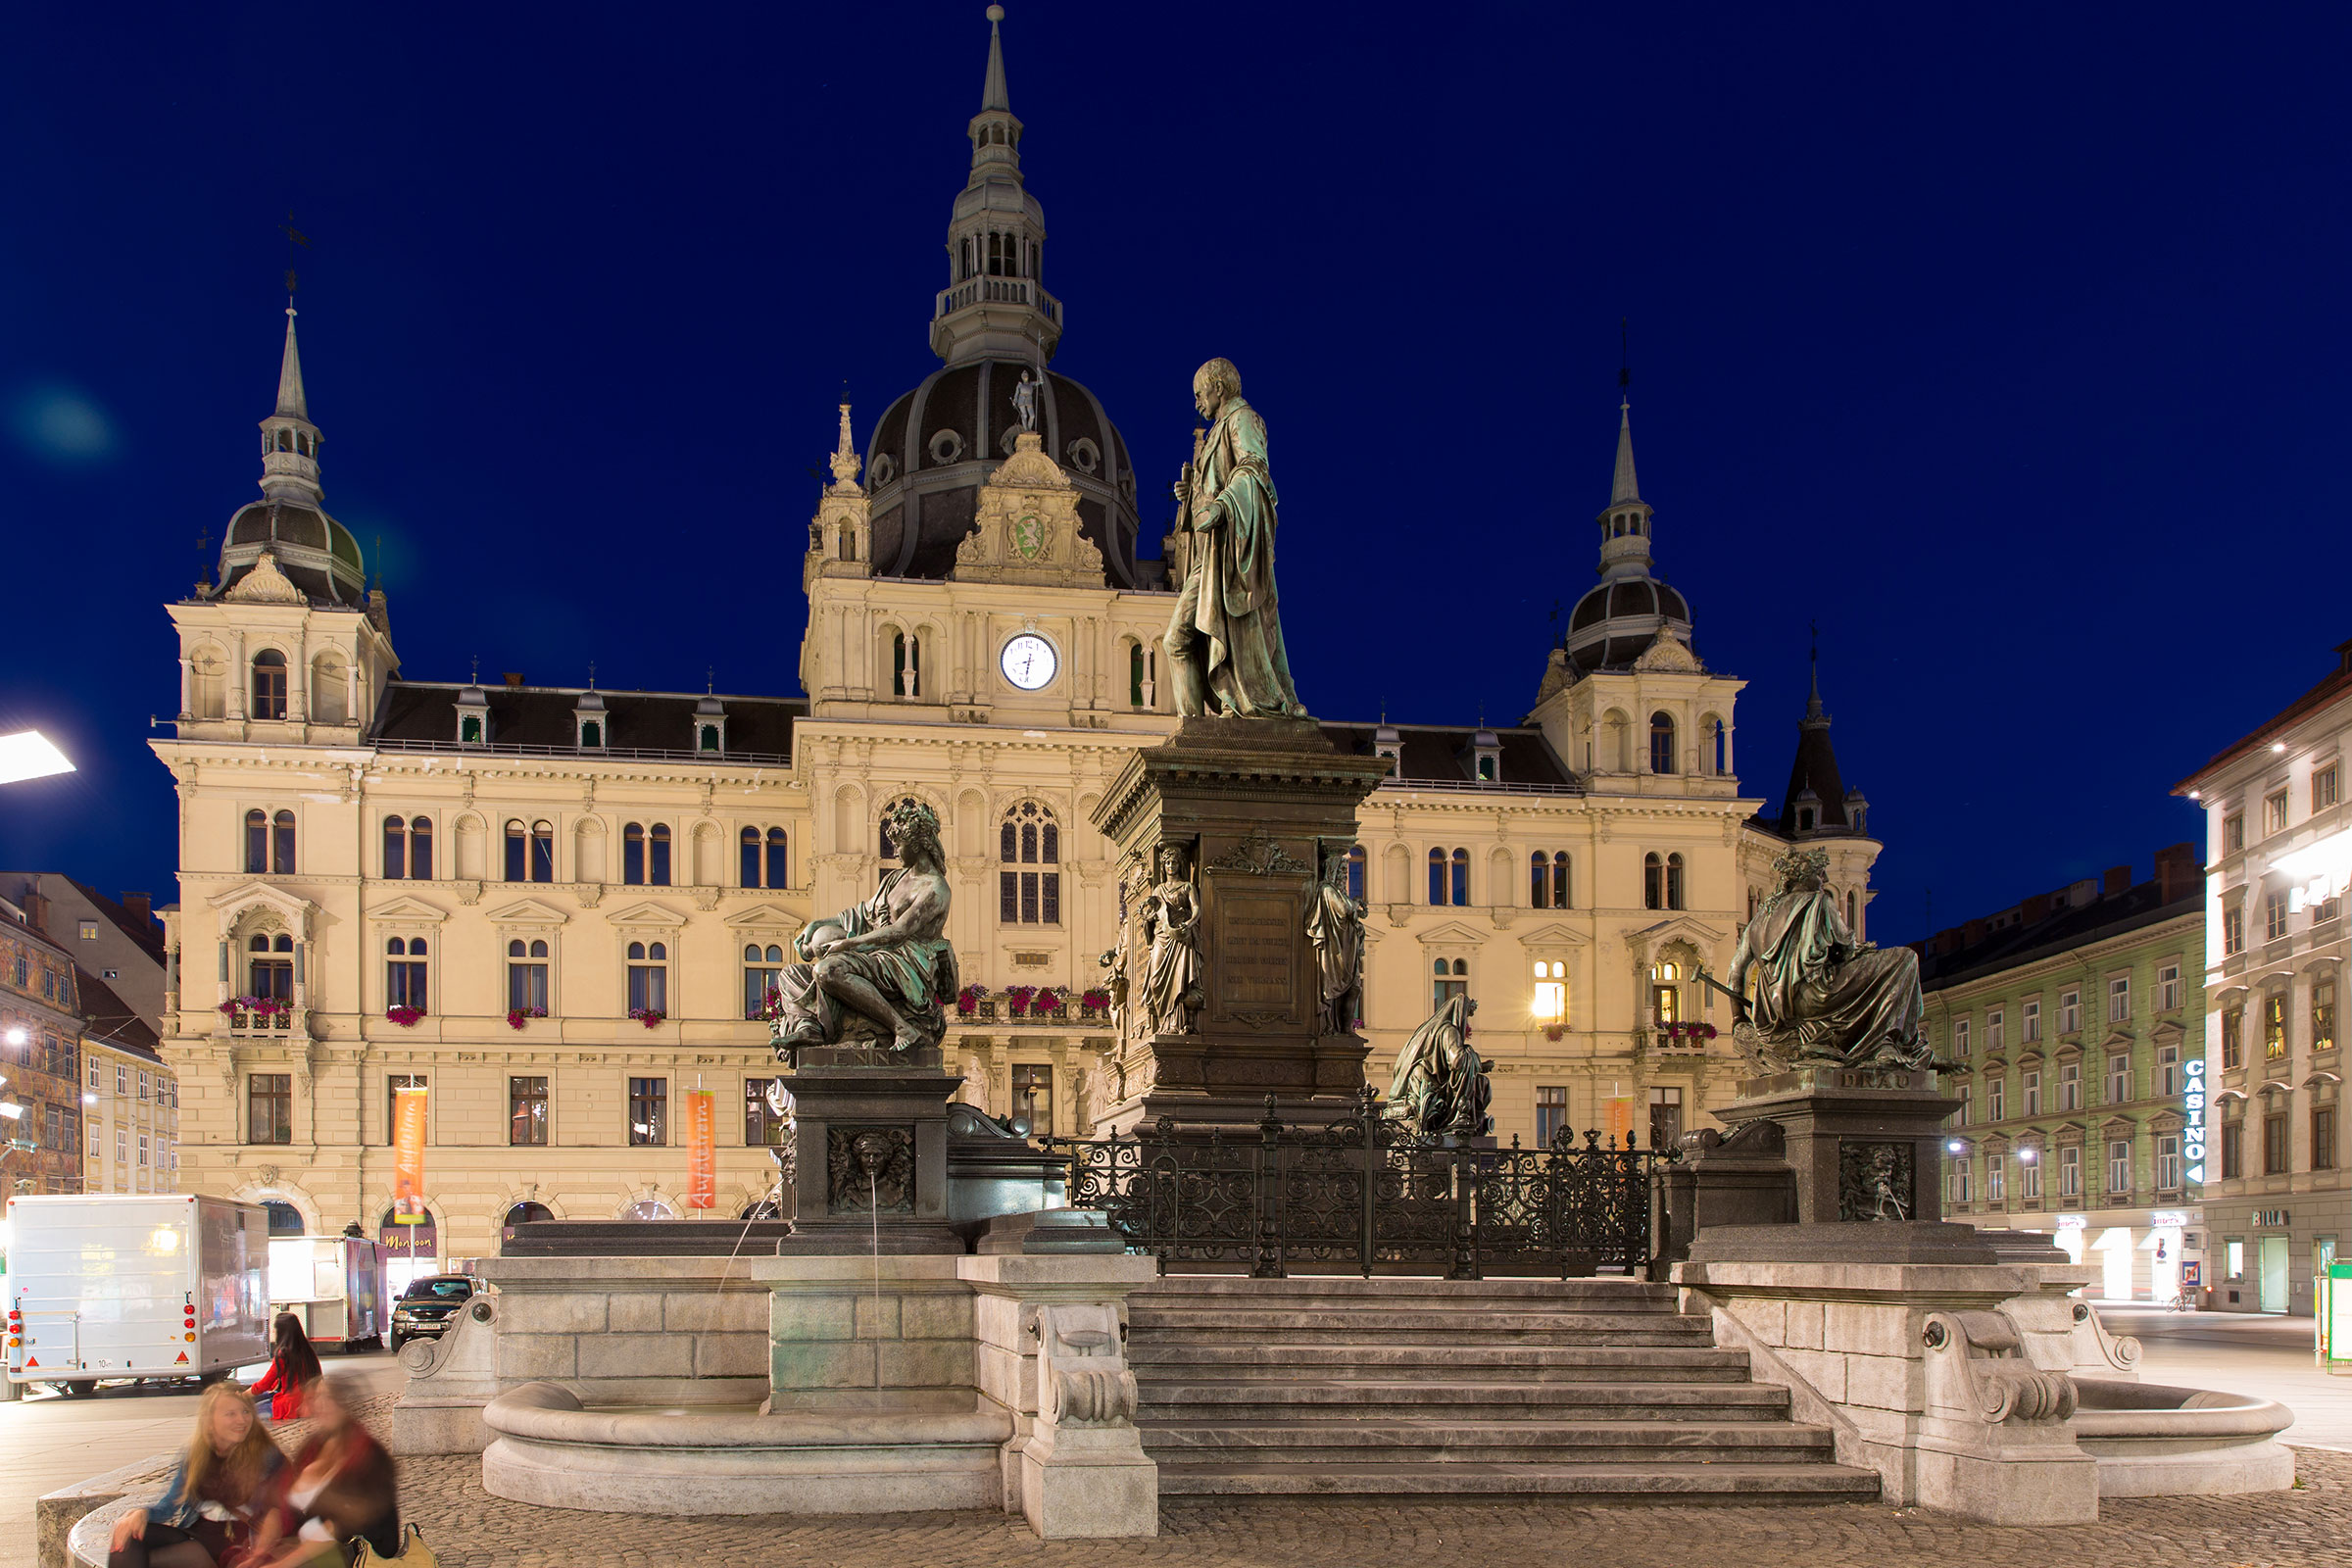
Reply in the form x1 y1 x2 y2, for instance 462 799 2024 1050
769 798 957 1060
1723 848 1932 1070
1381 995 1493 1137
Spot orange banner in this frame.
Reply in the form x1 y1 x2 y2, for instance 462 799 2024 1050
686 1090 715 1210
1605 1096 1634 1147
391 1086 428 1220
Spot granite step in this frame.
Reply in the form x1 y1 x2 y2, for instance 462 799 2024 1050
1143 1276 1680 1302
1139 1380 1792 1422
1141 1419 1836 1465
1152 1461 1883 1501
1124 1316 1712 1335
1132 1317 1713 1347
1126 1342 1755 1382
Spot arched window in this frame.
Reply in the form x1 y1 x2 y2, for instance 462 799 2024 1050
766 827 789 890
1531 851 1570 908
1667 853 1686 910
505 1201 556 1228
649 823 670 885
1427 848 1446 906
263 1200 305 1236
251 650 287 720
509 820 554 883
892 629 919 698
1650 960 1682 1027
1433 957 1469 1010
249 932 294 1000
740 826 760 888
1709 717 1728 775
999 801 1060 923
410 817 432 879
508 820 528 882
1346 845 1367 901
1129 642 1147 708
386 937 427 1012
385 816 407 879
1447 849 1468 906
506 938 550 1012
626 940 668 1014
743 943 785 1018
1649 711 1677 775
1644 853 1663 911
624 823 645 885
271 810 297 874
246 809 269 874
1846 890 1857 929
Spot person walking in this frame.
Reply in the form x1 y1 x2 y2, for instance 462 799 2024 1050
251 1314 322 1421
107 1384 284 1568
245 1374 400 1567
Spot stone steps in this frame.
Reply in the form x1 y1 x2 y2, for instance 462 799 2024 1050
1127 1276 1879 1504
1154 1461 1882 1501
1141 1379 1793 1421
1127 1342 1756 1382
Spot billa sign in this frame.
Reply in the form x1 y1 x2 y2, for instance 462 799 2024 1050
391 1086 428 1222
687 1089 715 1210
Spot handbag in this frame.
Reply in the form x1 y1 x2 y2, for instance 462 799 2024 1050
351 1525 436 1566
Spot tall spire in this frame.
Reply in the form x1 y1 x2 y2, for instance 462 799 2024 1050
1805 620 1827 724
257 303 323 504
275 305 309 420
1610 399 1641 505
932 6 1060 364
981 3 1009 112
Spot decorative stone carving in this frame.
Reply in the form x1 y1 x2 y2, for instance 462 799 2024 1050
222 549 305 605
952 432 1106 586
1208 827 1309 876
1838 1140 1915 1221
825 1126 913 1214
1633 626 1705 673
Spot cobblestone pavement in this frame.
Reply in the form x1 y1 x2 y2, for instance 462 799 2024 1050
386 1446 2352 1568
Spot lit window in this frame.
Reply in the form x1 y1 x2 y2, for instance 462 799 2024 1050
998 801 1061 924
2314 981 2338 1053
2264 993 2287 1059
510 1076 549 1146
628 1077 667 1146
1532 959 1567 1025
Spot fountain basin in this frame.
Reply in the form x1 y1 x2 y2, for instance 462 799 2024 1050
2072 1378 2295 1496
482 1380 1013 1515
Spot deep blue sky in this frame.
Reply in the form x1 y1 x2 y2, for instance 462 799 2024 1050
4 3 2348 943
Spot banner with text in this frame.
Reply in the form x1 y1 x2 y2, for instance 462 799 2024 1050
687 1089 715 1210
392 1086 428 1221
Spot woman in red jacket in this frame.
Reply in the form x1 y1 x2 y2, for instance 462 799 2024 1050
246 1375 400 1568
249 1313 321 1422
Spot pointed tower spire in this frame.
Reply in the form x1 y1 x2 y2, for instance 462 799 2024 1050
258 304 324 505
1593 392 1655 582
1610 399 1641 505
981 4 1009 111
275 305 310 420
1805 620 1826 723
1779 629 1862 840
932 6 1060 364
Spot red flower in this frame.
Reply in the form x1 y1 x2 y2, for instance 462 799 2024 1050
385 1006 424 1028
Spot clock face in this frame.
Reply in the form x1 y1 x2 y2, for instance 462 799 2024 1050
1001 633 1058 691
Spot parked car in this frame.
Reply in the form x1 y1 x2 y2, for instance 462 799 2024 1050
388 1275 477 1350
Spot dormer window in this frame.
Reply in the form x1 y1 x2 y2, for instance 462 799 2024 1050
699 723 721 753
579 718 603 748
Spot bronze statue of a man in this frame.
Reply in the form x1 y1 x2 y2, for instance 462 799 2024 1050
769 798 957 1060
1163 358 1306 718
1305 843 1366 1036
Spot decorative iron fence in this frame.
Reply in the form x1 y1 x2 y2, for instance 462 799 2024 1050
1041 1093 1677 1280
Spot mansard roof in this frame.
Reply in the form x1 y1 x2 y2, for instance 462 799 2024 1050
1319 721 1579 791
372 681 802 760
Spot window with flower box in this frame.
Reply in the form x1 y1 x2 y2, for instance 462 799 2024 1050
386 938 428 1012
627 942 669 1015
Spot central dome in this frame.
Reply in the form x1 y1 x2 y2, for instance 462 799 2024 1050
863 358 1144 585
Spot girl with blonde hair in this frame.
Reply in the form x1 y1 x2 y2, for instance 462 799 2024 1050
109 1382 284 1567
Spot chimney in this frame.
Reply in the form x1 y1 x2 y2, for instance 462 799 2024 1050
504 672 525 689
2102 864 2131 898
2022 893 2054 925
1963 917 1988 947
2154 842 2203 906
122 892 152 927
21 889 48 935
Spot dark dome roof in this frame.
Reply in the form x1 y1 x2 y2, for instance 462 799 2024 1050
219 499 367 607
1562 572 1694 673
863 357 1142 585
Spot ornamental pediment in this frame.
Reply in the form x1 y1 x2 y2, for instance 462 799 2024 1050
605 900 688 928
1415 920 1489 949
951 432 1106 588
207 880 315 930
724 902 806 930
484 897 571 926
369 895 448 924
1515 922 1592 951
1622 915 1728 955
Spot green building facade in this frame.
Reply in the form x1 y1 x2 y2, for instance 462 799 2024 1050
1920 846 2205 1303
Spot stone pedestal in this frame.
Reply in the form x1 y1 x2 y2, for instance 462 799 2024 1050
776 1048 964 1254
1089 714 1390 1132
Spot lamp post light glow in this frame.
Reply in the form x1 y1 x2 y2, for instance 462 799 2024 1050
0 731 74 784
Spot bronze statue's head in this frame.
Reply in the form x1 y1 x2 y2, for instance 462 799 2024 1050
1154 841 1189 881
1192 357 1242 419
1321 842 1354 889
882 796 943 867
1772 847 1831 893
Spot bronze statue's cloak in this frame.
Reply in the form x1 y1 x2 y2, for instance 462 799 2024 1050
1731 887 1922 1060
1186 397 1304 717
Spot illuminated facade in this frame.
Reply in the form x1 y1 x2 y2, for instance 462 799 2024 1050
2177 638 2352 1316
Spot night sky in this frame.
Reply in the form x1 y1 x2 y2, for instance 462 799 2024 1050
4 3 2348 943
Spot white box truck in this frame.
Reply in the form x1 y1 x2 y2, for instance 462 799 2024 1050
5 1194 270 1396
269 1234 390 1351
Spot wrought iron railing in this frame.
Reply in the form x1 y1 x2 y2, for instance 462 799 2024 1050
1041 1092 1677 1280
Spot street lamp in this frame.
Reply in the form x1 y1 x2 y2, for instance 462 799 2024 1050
0 731 74 784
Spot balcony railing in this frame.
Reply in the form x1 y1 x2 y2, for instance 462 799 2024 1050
223 1007 297 1036
934 276 1062 324
955 1001 1110 1027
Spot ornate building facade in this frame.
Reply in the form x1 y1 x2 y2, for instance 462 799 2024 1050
151 10 1882 1266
